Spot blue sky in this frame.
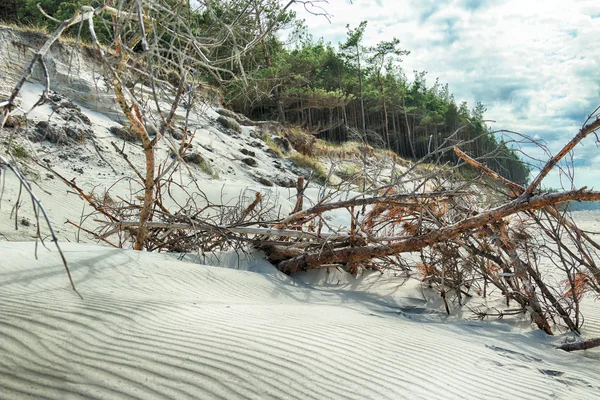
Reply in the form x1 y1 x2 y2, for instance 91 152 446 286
292 0 600 189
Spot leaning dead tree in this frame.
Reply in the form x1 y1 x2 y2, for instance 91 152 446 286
2 2 600 346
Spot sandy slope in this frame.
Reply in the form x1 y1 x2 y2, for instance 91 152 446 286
1 242 600 400
0 81 302 243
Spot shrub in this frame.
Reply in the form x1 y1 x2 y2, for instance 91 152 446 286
284 127 316 156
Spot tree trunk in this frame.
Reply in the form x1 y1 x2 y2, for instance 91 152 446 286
357 48 367 144
378 72 390 149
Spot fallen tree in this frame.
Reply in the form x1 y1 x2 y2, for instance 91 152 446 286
271 189 600 273
61 111 599 334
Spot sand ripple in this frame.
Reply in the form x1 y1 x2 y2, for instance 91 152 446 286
1 242 599 399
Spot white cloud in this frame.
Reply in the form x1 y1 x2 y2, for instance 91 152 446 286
543 164 600 190
292 0 600 186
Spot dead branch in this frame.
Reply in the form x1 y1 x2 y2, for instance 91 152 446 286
36 161 119 223
239 192 263 222
524 115 600 196
280 190 473 227
454 147 524 194
99 220 349 240
0 156 82 299
291 176 305 215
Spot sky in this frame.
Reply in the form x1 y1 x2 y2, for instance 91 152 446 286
291 0 600 190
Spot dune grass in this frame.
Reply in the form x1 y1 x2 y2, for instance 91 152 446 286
288 153 328 184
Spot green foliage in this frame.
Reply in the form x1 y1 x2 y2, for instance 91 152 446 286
2 1 113 44
198 158 218 179
224 29 531 184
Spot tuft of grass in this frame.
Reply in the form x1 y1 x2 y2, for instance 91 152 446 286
10 144 29 159
289 153 328 184
281 126 378 160
263 133 283 157
199 158 219 179
1 23 49 35
179 150 219 179
1 24 96 47
314 140 376 160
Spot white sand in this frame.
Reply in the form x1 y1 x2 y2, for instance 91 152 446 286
2 241 600 399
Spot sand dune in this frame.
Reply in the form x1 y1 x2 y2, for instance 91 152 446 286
2 242 599 399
